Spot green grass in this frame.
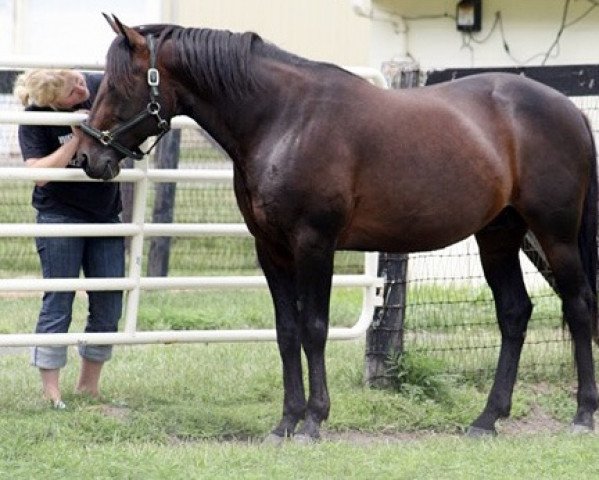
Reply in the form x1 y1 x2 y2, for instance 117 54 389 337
0 338 593 479
3 431 598 479
0 270 593 478
2 432 598 479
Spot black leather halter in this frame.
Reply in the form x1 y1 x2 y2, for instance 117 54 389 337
80 34 171 160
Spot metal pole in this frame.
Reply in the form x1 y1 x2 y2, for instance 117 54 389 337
122 156 148 334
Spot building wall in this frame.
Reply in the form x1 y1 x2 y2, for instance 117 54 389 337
358 0 599 70
6 0 162 61
7 1 597 74
163 0 371 66
3 1 370 68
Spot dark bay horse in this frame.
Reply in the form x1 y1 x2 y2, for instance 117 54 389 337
78 14 598 441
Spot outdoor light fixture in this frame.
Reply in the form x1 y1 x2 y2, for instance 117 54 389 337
456 0 482 32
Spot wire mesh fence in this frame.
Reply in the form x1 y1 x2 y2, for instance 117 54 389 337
405 245 572 383
397 84 599 383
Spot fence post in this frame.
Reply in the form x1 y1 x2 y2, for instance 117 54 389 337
122 156 149 334
121 157 134 251
147 129 181 276
364 253 409 387
364 61 419 387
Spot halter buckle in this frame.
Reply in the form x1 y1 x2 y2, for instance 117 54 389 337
100 131 113 146
147 68 160 87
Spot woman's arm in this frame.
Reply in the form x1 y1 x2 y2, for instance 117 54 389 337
25 135 80 186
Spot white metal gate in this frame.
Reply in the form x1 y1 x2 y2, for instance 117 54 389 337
0 64 387 347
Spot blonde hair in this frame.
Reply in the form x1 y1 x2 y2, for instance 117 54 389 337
13 69 76 108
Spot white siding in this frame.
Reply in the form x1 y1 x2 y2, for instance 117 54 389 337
168 0 371 65
366 0 599 69
8 0 161 62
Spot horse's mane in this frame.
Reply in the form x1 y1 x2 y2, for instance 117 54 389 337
105 24 353 100
170 27 261 98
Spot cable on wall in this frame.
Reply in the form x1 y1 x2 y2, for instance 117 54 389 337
464 0 599 66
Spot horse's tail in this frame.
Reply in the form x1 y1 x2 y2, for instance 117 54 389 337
578 113 598 342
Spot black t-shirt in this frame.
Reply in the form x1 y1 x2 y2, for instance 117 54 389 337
18 73 122 221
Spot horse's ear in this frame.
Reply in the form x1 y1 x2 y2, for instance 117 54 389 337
102 13 146 50
102 12 121 35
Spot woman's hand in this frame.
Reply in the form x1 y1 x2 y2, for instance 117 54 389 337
71 109 89 138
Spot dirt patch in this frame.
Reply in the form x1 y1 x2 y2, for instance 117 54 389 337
325 405 572 444
98 404 131 423
497 404 566 436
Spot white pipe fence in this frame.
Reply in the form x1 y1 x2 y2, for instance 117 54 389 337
0 65 387 347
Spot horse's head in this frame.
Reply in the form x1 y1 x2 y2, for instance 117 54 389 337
78 14 176 180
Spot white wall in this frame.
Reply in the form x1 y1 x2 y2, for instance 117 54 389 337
361 0 599 70
6 0 162 62
0 0 14 56
3 0 371 69
169 0 371 66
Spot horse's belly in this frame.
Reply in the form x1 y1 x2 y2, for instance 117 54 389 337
339 170 507 253
337 218 483 253
338 233 468 253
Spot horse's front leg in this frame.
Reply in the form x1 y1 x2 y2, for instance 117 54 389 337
255 239 306 444
292 228 336 442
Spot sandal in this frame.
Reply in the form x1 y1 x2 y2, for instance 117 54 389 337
51 399 67 410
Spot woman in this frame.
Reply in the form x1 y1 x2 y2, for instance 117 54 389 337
13 69 124 409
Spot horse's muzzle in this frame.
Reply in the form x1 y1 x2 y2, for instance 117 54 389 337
79 152 121 181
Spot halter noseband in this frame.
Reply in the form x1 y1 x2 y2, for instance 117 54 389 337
80 34 171 160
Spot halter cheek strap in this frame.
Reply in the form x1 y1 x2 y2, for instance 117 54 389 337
80 34 171 160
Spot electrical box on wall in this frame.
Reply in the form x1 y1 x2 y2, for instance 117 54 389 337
456 0 482 32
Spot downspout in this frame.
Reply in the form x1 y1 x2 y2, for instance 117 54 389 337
351 0 410 61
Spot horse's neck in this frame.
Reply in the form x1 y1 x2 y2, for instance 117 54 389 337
183 97 257 163
181 58 342 163
182 87 275 163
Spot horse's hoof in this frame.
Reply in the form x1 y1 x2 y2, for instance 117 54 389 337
570 423 594 435
262 433 286 446
465 426 497 438
292 433 318 445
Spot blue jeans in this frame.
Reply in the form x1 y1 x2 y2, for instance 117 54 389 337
31 211 125 369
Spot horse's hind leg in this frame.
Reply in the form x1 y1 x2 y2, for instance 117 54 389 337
540 240 597 431
468 212 532 436
255 239 306 443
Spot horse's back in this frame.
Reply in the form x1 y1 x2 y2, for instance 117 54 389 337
456 74 593 231
334 73 593 252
